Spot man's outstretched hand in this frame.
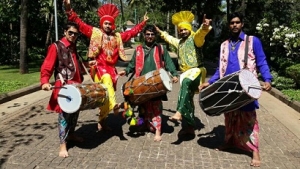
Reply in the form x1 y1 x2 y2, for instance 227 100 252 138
202 14 212 29
143 12 149 22
63 0 71 11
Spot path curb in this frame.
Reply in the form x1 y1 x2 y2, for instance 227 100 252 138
0 83 41 104
268 87 300 113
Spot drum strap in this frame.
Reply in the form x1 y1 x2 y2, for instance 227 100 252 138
127 43 164 82
157 44 165 68
243 35 249 69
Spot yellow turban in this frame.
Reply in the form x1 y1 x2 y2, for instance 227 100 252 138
172 11 194 31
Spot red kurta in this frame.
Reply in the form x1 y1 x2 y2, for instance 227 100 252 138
67 10 146 87
40 37 83 113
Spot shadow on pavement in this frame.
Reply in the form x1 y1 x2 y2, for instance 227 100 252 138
73 113 128 150
197 125 225 149
171 117 205 145
197 125 252 157
124 112 175 138
0 104 51 168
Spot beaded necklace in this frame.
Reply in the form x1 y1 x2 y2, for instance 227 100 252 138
230 39 240 50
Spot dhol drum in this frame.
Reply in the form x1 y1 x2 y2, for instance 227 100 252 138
57 83 107 113
199 69 262 116
122 68 172 106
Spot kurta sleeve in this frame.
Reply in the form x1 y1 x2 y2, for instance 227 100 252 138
208 64 221 85
40 44 57 85
66 9 93 38
193 25 212 47
121 21 146 42
253 37 272 82
162 46 178 77
125 50 137 75
159 31 180 49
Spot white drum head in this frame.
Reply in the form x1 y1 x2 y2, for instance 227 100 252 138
57 84 82 113
159 68 172 91
239 69 262 99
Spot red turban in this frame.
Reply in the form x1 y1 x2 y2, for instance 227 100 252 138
97 4 119 30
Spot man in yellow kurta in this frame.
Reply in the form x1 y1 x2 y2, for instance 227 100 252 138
156 11 212 136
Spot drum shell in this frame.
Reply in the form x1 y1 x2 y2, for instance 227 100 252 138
77 83 107 110
57 83 107 113
199 70 261 116
122 69 171 106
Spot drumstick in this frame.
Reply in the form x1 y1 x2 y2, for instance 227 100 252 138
58 94 72 101
248 85 262 90
247 85 262 92
50 86 67 90
81 62 95 83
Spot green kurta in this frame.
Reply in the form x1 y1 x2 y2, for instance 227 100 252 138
125 43 178 77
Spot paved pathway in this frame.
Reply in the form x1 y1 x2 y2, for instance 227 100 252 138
0 48 300 169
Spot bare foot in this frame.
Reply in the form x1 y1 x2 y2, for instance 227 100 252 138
154 135 162 142
154 130 162 142
97 122 102 131
97 122 112 132
250 151 261 167
113 103 121 116
169 112 182 121
67 134 84 142
59 143 68 158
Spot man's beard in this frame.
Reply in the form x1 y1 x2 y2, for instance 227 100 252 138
181 34 189 40
103 28 112 34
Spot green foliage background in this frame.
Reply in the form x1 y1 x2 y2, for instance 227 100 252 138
1 0 300 100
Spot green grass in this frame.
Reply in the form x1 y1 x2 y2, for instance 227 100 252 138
281 89 300 102
0 64 41 94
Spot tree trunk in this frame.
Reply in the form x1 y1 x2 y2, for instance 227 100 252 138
45 13 54 49
241 0 246 17
20 0 29 74
227 0 230 22
166 11 169 32
10 23 13 60
119 0 124 25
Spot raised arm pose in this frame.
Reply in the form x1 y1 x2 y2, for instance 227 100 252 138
156 11 212 136
63 0 149 131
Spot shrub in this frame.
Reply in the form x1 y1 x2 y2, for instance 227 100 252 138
281 89 300 102
286 64 300 87
271 71 296 90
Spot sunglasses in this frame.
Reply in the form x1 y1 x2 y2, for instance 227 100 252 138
230 21 241 25
67 31 79 36
145 33 155 37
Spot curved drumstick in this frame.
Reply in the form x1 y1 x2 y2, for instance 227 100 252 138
248 85 262 91
50 86 67 90
58 94 72 101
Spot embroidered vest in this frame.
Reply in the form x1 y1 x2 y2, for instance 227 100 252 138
178 36 203 72
135 45 163 77
54 41 77 81
219 35 257 78
88 27 127 61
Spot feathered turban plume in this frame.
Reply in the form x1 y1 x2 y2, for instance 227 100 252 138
172 11 194 31
97 4 119 30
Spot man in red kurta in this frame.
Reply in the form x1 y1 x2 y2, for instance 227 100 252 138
40 22 84 158
63 0 149 131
